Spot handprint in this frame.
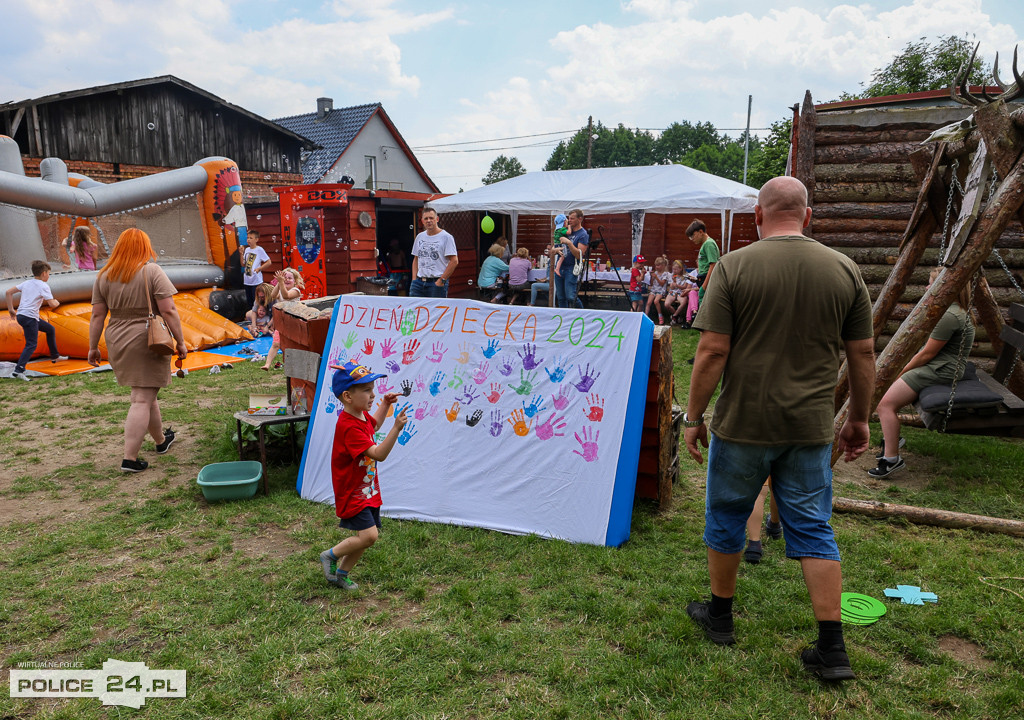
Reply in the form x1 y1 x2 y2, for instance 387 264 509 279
507 409 533 437
535 412 567 440
445 401 460 422
362 338 375 355
399 310 416 336
402 338 421 365
545 355 571 383
427 341 448 364
522 394 547 419
386 359 401 374
509 369 539 396
573 426 600 462
584 393 605 421
552 385 571 411
456 386 480 405
572 363 602 393
498 358 515 377
471 361 490 385
393 402 413 420
400 379 413 397
466 409 483 427
414 374 426 392
518 343 545 371
488 409 503 437
429 371 446 396
376 377 393 395
342 331 358 349
482 339 501 359
373 430 386 443
328 346 347 368
456 342 473 364
414 402 431 421
380 338 397 358
447 367 467 390
398 422 418 446
324 394 337 414
349 352 362 365
486 382 505 404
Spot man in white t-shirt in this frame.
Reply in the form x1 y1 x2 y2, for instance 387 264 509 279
242 231 271 307
5 260 64 380
410 208 458 298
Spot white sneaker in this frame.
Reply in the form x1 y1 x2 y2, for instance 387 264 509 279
12 372 31 381
50 355 69 363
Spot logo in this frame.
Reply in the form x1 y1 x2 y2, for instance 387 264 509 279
10 659 186 708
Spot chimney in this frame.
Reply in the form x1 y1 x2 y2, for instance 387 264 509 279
316 97 333 119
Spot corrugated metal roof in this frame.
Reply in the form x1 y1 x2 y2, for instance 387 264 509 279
274 103 380 183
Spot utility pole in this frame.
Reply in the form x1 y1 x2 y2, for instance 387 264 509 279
586 115 593 169
742 95 752 186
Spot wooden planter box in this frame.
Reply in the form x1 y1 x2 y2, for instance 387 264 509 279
637 325 681 507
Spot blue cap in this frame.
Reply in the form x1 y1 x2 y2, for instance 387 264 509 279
331 360 387 397
554 214 566 226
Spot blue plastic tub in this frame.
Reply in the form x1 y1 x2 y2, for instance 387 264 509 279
196 461 262 501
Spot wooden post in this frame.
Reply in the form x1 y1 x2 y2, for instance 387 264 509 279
794 91 816 234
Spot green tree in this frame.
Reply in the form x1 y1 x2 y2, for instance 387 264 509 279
746 118 792 189
481 155 527 185
654 121 723 164
843 35 991 100
544 122 657 170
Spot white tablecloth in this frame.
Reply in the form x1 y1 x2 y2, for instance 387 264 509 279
527 269 632 282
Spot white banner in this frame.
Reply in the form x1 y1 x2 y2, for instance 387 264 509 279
298 296 653 546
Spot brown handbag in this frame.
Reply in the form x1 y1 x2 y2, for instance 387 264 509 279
144 264 177 356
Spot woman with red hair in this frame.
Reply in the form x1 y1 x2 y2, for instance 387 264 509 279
87 229 188 472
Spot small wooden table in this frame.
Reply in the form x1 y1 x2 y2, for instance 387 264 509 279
233 409 310 494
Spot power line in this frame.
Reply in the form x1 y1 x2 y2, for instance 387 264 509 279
416 138 567 154
412 129 576 149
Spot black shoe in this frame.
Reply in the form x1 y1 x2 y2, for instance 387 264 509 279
764 515 782 540
686 601 735 645
686 357 695 365
801 643 855 681
743 541 763 564
874 436 906 461
121 458 149 473
867 456 905 478
155 428 175 454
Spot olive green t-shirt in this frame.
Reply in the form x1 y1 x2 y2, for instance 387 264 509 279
692 235 873 445
926 303 975 377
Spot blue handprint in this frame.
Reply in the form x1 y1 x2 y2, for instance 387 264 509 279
324 394 337 414
429 371 446 397
522 394 547 419
518 343 544 371
573 363 602 393
545 355 571 383
398 422 418 446
498 357 515 377
456 386 480 405
482 338 501 359
394 402 413 419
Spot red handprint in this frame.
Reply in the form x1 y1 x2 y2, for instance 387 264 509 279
487 383 505 404
402 338 421 365
362 338 375 355
584 393 605 422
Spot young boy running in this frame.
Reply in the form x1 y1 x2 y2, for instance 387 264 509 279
319 360 408 590
5 260 65 381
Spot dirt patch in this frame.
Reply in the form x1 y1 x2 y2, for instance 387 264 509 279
231 526 305 560
832 446 938 492
938 635 995 669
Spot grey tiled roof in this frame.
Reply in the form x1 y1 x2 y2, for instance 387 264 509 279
274 103 380 183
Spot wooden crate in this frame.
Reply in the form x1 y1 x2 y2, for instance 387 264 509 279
636 325 680 506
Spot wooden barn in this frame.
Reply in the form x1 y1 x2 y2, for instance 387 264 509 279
0 75 311 199
792 88 1024 369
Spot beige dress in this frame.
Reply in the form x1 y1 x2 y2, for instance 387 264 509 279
92 263 177 388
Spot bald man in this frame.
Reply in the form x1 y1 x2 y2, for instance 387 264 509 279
682 176 876 682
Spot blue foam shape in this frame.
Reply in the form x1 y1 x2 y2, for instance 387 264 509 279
884 584 938 605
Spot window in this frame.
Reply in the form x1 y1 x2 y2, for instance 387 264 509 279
364 156 377 190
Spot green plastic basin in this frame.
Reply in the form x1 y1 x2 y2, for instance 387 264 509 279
197 461 262 501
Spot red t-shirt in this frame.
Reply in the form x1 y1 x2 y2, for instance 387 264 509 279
630 267 642 292
331 411 381 519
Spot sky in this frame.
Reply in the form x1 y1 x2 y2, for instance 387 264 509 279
2 0 1023 193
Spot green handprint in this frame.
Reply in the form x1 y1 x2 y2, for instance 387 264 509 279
448 367 467 390
400 310 416 336
509 369 539 396
342 331 358 349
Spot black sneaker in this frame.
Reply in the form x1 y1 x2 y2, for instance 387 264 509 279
764 515 783 540
155 428 175 454
121 458 149 473
867 456 905 478
801 643 855 681
686 601 735 645
874 436 906 461
743 541 763 564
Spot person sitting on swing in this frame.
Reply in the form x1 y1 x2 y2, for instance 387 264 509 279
871 268 975 478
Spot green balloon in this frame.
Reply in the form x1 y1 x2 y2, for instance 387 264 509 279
481 215 495 234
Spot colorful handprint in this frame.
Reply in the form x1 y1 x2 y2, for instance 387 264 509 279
447 367 466 390
488 409 503 437
373 430 386 443
573 363 601 393
376 377 393 395
466 409 483 427
444 401 460 422
551 385 571 411
518 343 544 371
380 338 396 358
414 374 426 392
498 357 515 377
398 422 418 446
386 359 401 374
471 361 490 385
342 331 358 349
535 412 567 440
486 382 505 404
456 342 473 364
428 341 448 363
507 408 533 437
545 355 571 383
509 369 539 396
429 371 446 396
573 426 600 462
400 379 413 397
482 338 501 359
584 393 604 421
402 339 421 365
522 394 547 419
456 386 480 405
399 310 416 336
362 338 375 355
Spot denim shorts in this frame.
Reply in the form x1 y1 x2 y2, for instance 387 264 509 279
339 506 381 531
627 290 643 303
703 434 840 561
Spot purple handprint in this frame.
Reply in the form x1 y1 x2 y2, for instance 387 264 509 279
427 341 448 363
456 386 480 405
488 409 503 437
552 385 571 411
535 412 567 441
472 361 490 385
572 363 602 393
498 358 515 377
573 426 600 462
380 338 397 358
518 343 544 371
386 359 401 374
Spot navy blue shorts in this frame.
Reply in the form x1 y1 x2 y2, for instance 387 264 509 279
339 506 381 531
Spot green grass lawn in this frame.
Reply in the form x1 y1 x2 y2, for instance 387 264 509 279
1 335 1023 719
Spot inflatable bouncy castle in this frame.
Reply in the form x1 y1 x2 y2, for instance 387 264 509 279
0 136 253 362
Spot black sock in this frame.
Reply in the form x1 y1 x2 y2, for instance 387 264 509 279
817 620 844 649
710 593 733 618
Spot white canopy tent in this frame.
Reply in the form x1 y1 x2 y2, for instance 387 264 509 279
430 164 759 253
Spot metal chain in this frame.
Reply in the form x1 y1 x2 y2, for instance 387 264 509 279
940 271 979 432
991 248 1024 297
939 159 963 265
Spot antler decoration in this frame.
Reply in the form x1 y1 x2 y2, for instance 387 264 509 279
951 43 1022 106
